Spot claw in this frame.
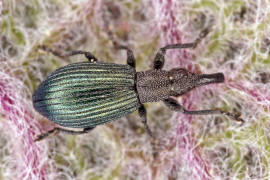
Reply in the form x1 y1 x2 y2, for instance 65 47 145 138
222 111 244 124
34 133 47 142
37 45 64 58
34 128 59 142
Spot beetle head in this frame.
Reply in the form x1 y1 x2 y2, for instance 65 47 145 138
169 68 224 96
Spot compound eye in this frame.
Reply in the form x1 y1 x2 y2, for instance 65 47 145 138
169 76 174 83
169 85 179 96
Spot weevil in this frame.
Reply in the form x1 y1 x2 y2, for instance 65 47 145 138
33 40 243 141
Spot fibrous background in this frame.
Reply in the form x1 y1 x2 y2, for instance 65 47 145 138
0 0 270 180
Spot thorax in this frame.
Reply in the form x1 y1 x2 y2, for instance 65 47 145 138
136 70 171 103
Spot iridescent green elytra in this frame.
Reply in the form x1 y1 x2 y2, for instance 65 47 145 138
33 62 139 128
33 41 243 141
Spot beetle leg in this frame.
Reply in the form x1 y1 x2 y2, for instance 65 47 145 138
116 45 136 68
163 98 244 123
138 105 160 158
153 43 195 70
153 28 211 70
62 50 98 62
192 28 211 48
38 45 98 62
34 127 95 142
138 105 153 137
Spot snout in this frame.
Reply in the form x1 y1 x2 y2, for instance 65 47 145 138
207 73 225 83
196 72 225 86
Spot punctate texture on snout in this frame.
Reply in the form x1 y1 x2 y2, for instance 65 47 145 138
32 62 139 128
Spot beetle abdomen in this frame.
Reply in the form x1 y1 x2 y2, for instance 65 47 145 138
33 62 139 128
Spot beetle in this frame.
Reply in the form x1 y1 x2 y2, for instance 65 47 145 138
33 40 243 141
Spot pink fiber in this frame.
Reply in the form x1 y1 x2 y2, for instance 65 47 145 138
0 72 47 180
153 1 211 179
